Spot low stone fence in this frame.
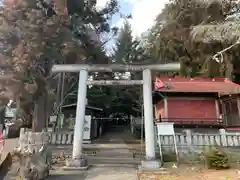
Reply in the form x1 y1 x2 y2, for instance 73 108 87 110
153 129 240 163
49 132 74 145
158 130 240 150
13 128 51 179
47 130 240 163
48 129 240 147
18 128 49 149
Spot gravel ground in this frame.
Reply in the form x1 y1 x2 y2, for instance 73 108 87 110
138 164 240 180
138 170 240 180
5 164 240 180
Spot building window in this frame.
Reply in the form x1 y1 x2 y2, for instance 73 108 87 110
222 98 240 126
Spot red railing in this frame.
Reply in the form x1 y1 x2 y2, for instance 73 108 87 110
155 118 223 126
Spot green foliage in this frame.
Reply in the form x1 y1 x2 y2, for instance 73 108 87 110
204 147 230 170
162 152 177 162
155 150 177 162
0 0 124 131
22 73 35 84
87 85 142 117
84 20 149 117
142 0 240 79
114 21 133 64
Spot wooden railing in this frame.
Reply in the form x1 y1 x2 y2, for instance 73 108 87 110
155 118 223 126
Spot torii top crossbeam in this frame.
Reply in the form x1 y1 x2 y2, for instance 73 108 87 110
51 63 180 72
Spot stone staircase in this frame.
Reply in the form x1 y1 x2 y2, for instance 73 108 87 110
52 125 144 166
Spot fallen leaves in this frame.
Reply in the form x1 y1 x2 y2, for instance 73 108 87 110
137 167 240 180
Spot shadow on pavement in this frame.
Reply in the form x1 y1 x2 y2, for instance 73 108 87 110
0 153 12 180
48 173 86 180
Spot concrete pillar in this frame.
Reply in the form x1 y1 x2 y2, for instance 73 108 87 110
72 70 88 163
142 69 156 160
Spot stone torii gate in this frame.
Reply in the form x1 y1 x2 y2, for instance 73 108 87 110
51 63 180 169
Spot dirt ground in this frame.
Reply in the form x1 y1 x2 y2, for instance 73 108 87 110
138 163 240 180
0 138 17 162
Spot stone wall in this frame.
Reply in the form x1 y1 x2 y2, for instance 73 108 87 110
12 128 51 179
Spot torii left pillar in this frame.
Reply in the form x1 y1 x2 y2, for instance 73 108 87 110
72 70 88 168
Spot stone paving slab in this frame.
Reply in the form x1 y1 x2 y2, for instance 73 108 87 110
45 166 137 180
47 167 137 180
5 165 138 180
4 167 137 180
47 170 86 180
84 167 137 180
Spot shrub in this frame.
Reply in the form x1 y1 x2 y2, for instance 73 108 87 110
204 147 230 170
156 150 177 162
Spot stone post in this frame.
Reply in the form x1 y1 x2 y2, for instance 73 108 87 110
219 128 227 147
183 129 192 152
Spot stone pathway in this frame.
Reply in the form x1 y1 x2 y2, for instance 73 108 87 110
48 166 137 180
5 166 138 180
47 127 138 179
85 167 137 180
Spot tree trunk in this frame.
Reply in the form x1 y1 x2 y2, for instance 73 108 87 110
225 55 233 80
15 98 21 121
32 94 47 132
45 94 54 131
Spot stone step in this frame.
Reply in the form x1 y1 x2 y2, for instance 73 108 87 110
90 163 138 168
52 155 142 166
88 159 141 165
52 149 146 159
96 153 133 158
53 158 141 166
50 144 135 150
53 152 143 159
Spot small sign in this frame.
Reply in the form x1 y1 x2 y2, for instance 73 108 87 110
156 122 174 135
59 114 64 128
50 116 57 123
83 115 91 140
5 108 16 118
156 122 179 163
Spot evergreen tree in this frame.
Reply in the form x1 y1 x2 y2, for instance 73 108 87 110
143 0 240 79
114 21 133 64
0 0 120 131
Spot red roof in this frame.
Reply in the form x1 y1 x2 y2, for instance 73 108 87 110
154 77 240 95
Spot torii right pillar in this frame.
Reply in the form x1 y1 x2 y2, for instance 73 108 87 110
140 69 161 170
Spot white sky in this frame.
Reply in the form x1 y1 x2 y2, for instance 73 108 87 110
96 0 169 37
96 0 110 10
126 0 169 37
